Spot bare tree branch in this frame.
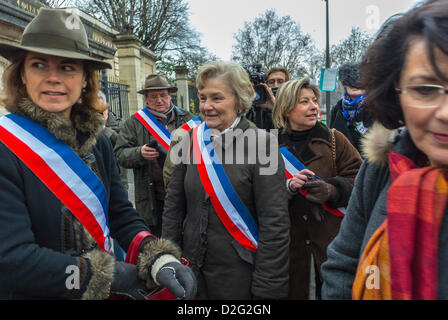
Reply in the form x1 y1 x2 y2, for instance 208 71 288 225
231 9 313 79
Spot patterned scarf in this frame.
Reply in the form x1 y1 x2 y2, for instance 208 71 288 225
341 93 366 126
352 151 448 300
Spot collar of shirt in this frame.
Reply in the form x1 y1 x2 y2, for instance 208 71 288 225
210 116 241 141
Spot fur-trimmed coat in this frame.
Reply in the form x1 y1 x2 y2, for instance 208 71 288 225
321 122 448 299
279 121 362 299
0 99 181 299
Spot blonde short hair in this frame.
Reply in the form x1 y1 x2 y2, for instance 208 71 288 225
0 50 102 113
272 78 320 134
196 61 255 114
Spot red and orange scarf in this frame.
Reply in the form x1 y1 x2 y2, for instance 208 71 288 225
352 151 448 300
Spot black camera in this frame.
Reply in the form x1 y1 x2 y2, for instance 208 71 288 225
245 64 268 105
270 86 279 97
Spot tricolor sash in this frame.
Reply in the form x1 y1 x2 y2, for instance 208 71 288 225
280 146 346 217
135 108 172 150
192 123 258 251
135 109 201 150
181 116 202 132
0 114 111 253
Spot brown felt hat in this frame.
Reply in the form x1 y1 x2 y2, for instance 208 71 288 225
138 74 178 94
0 7 111 70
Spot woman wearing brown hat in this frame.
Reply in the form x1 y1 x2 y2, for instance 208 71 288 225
0 8 196 300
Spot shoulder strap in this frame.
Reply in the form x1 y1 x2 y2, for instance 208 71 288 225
331 128 338 176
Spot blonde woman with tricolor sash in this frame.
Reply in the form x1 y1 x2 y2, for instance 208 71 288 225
162 61 290 299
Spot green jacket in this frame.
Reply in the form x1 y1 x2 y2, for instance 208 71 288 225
114 105 193 226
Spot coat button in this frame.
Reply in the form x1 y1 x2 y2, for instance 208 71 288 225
303 214 308 221
306 240 311 245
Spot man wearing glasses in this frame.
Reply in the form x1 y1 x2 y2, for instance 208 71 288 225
115 74 193 236
249 66 291 129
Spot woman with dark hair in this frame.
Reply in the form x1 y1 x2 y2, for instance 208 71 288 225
0 8 196 299
321 0 448 300
272 78 361 299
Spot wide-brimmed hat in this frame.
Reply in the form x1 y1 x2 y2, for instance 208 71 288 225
0 7 111 70
138 74 177 94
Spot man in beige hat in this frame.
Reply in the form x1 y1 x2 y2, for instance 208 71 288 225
115 74 193 236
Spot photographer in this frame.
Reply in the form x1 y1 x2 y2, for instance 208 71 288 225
246 66 290 129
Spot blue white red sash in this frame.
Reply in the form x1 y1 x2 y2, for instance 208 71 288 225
192 123 258 251
0 114 112 252
181 116 202 132
135 109 201 150
280 146 346 217
135 108 172 151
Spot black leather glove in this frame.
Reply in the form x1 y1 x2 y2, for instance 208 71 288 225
302 180 337 205
155 262 197 300
110 261 148 300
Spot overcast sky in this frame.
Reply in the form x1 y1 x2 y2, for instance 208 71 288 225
186 0 423 61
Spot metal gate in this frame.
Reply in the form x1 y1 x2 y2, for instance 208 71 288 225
98 70 130 120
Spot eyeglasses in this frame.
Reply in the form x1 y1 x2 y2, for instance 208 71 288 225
396 84 448 108
147 93 170 101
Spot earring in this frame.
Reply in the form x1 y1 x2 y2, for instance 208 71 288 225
82 88 86 93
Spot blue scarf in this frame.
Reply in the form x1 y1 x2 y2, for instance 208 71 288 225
341 93 366 126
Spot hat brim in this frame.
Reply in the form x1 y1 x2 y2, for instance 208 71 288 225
0 41 112 70
138 86 178 94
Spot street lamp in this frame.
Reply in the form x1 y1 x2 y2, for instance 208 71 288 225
324 0 331 124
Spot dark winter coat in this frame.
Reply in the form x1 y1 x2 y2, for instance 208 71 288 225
279 121 362 299
114 105 193 226
329 99 373 154
162 117 290 299
321 123 448 299
0 99 181 299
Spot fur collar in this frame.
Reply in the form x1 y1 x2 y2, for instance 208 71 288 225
360 122 398 167
15 98 105 157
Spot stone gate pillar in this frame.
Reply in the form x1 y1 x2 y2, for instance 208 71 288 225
113 34 143 115
174 65 189 111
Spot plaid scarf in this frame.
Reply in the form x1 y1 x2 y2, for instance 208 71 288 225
352 151 448 300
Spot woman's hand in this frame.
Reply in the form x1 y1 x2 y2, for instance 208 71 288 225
288 169 315 192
